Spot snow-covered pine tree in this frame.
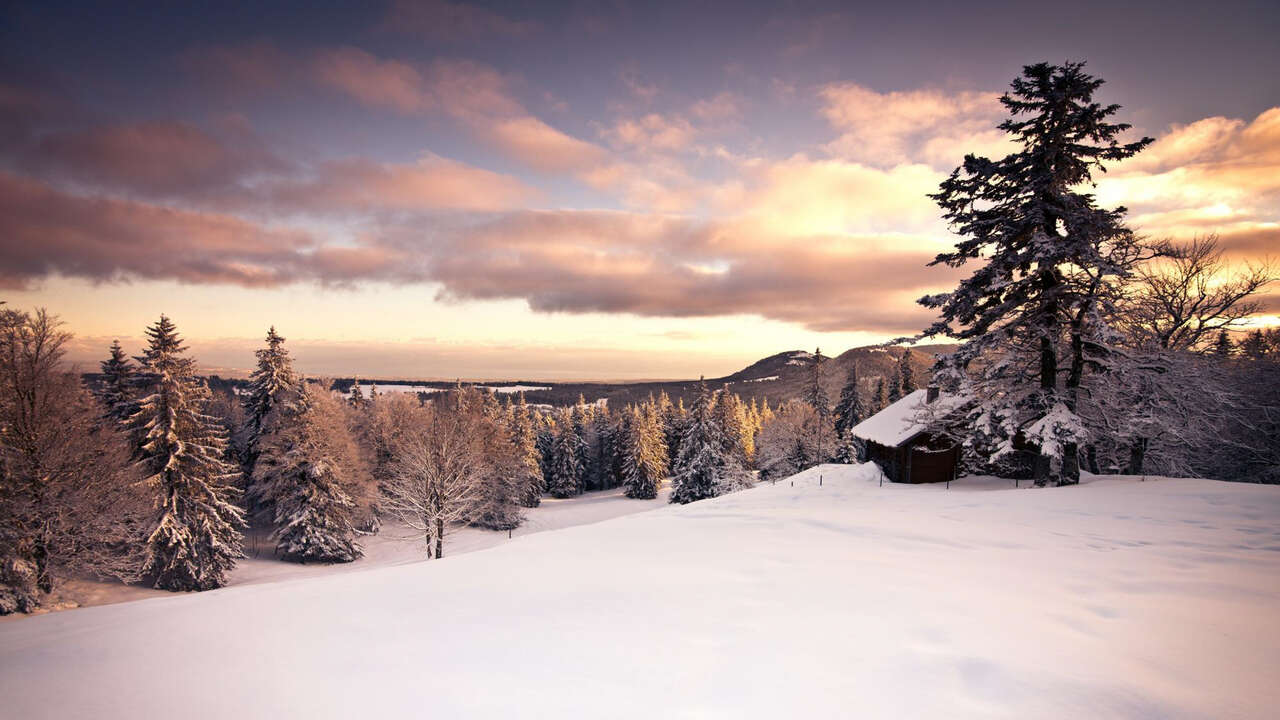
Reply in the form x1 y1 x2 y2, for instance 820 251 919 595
243 327 301 514
661 393 686 467
712 386 749 466
347 378 366 408
547 418 584 498
244 327 297 442
670 379 748 503
898 349 917 395
128 315 244 591
873 377 886 412
509 394 545 507
887 363 903 404
620 406 664 499
920 61 1152 485
570 400 592 493
253 381 362 563
97 340 137 422
833 362 867 438
803 348 833 461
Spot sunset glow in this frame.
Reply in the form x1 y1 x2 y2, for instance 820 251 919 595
2 0 1276 378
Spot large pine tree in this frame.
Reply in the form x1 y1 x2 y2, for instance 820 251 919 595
921 62 1152 485
129 315 244 591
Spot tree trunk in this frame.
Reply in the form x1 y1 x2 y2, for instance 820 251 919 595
1127 438 1147 475
1062 443 1080 485
435 518 444 559
1086 445 1100 474
33 534 52 594
1036 331 1059 487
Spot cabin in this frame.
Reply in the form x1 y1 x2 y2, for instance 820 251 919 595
851 387 964 484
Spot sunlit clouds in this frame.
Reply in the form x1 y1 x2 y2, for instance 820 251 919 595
1 1 1276 377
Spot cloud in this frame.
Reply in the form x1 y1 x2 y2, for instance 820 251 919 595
309 49 603 175
17 118 287 197
313 47 435 115
265 155 538 213
1096 108 1280 249
483 116 609 173
0 172 324 289
409 210 958 333
820 83 1013 168
380 0 539 41
604 113 696 152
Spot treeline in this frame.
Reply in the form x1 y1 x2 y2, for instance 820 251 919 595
0 310 877 616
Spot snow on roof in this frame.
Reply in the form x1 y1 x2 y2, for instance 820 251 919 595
851 389 965 447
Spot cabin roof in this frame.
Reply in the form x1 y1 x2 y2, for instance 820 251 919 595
850 389 966 447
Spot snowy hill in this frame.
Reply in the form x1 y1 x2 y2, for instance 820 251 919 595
3 466 1278 718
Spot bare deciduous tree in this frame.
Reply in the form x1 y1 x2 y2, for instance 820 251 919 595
1124 235 1275 351
382 407 486 559
1 307 148 614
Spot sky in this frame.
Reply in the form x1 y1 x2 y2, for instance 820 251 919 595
1 0 1277 380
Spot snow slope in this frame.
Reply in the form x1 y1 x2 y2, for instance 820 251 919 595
3 466 1278 719
20 485 672 613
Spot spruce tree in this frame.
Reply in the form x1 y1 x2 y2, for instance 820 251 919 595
670 379 747 504
252 382 362 563
97 339 137 422
509 395 545 507
128 315 244 591
244 327 297 442
898 349 917 395
803 348 833 462
1211 330 1234 359
620 407 663 499
887 364 903 404
547 420 583 498
347 378 365 408
833 363 867 437
921 61 1152 485
1241 330 1267 360
873 377 887 411
243 327 300 514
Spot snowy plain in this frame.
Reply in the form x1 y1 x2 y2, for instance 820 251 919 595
2 465 1278 719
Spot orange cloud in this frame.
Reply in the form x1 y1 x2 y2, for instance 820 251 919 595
267 155 538 213
313 47 435 114
1096 107 1280 255
820 83 1013 168
483 116 609 173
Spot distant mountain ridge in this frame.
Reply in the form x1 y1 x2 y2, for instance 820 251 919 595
317 343 957 409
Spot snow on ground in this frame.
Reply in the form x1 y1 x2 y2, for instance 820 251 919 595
3 466 1279 719
14 485 671 614
739 375 779 383
351 384 552 399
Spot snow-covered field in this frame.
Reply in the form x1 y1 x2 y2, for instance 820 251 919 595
3 465 1278 719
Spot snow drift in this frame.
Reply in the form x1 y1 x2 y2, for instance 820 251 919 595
2 465 1278 719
